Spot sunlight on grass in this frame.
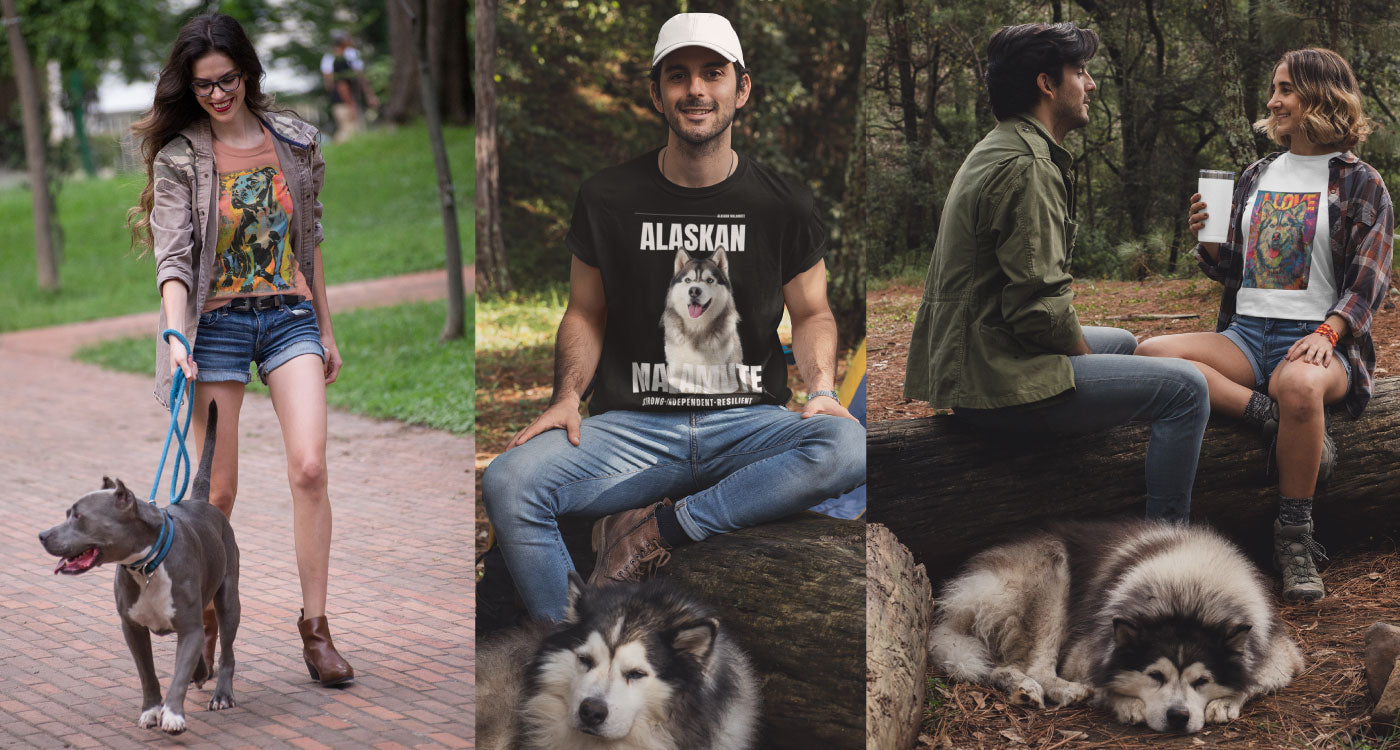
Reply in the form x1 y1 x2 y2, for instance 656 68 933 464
477 286 568 352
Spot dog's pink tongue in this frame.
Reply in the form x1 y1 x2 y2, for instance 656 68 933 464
55 547 98 575
689 303 704 318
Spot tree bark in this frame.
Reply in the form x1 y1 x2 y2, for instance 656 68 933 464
474 0 510 294
476 512 866 750
3 0 58 291
399 0 465 340
1203 0 1258 168
431 0 470 126
867 523 934 750
830 2 871 349
385 0 421 122
868 378 1400 582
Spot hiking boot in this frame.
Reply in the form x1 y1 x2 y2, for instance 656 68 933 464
1273 520 1327 602
588 500 674 585
1263 403 1336 483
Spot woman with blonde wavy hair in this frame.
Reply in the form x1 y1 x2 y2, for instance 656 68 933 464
1137 47 1393 602
128 12 353 686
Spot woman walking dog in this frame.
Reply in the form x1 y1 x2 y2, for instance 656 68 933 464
127 12 353 685
1139 47 1393 602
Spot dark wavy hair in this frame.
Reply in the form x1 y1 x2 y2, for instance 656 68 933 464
985 22 1099 121
127 13 275 251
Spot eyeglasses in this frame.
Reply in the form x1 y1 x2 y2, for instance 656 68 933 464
191 72 243 97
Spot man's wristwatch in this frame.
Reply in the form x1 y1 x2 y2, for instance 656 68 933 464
808 389 840 402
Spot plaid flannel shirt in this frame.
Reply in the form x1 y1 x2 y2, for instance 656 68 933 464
1197 150 1394 417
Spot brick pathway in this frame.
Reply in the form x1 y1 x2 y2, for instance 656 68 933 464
0 272 475 748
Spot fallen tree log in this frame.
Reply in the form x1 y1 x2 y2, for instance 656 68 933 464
869 377 1400 582
477 512 866 750
866 523 934 750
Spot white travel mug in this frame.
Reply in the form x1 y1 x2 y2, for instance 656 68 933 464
1196 170 1236 244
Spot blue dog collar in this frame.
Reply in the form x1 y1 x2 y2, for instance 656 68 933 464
125 509 174 577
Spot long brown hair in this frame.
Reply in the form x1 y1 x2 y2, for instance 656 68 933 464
1253 48 1375 152
127 13 274 251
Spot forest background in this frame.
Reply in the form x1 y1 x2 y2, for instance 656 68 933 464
864 0 1400 282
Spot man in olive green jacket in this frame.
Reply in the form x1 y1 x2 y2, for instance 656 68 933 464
903 22 1209 522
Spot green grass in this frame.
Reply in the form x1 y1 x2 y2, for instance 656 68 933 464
476 284 569 353
1 123 473 332
75 299 474 434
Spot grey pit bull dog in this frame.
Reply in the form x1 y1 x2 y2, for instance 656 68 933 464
39 402 240 735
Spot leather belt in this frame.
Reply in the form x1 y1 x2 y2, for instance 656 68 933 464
224 294 303 312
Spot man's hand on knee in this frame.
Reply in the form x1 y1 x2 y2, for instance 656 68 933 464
801 394 857 421
507 399 583 449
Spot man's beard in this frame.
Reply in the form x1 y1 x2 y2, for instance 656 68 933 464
1055 96 1090 132
665 96 736 156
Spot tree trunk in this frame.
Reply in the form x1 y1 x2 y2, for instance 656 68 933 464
430 0 470 126
474 0 510 294
477 512 866 750
385 0 421 122
868 378 1400 582
3 0 58 291
1204 0 1257 169
866 523 934 750
399 0 465 340
830 3 870 349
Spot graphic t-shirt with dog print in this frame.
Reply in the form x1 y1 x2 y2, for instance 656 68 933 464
1235 150 1341 321
566 148 826 414
205 127 312 311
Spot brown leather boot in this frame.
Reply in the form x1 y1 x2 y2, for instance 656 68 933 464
588 500 674 585
196 604 218 686
297 609 354 687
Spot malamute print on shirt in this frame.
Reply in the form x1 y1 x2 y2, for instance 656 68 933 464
1244 190 1320 291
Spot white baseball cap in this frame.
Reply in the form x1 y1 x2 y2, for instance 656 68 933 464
652 13 745 69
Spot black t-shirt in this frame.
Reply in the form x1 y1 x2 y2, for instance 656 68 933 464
566 148 826 415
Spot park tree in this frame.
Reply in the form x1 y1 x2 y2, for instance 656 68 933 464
2 0 57 290
475 0 509 294
385 0 470 125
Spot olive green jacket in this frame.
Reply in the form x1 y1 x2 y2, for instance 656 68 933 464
904 115 1084 410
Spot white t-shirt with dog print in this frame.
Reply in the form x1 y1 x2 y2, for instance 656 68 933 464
1235 150 1340 321
566 148 826 414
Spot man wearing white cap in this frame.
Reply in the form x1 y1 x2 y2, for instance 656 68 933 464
481 12 866 621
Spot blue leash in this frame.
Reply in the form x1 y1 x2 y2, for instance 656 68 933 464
127 328 194 578
150 328 195 507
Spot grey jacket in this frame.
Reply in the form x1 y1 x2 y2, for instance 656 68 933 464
150 111 325 404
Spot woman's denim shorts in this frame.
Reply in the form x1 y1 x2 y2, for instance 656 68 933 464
193 300 324 385
1221 314 1351 389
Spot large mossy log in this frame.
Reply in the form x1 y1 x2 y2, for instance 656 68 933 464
476 512 866 750
868 377 1400 582
866 523 934 750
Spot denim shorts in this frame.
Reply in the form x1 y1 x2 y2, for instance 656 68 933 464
1221 314 1351 389
193 300 324 385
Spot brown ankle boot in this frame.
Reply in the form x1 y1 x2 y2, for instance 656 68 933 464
198 604 218 685
297 609 354 687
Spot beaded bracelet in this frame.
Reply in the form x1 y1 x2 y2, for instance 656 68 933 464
1315 323 1339 348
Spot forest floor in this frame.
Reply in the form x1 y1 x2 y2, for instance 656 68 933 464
870 277 1400 749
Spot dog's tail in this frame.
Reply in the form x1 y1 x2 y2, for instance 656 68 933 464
191 400 218 502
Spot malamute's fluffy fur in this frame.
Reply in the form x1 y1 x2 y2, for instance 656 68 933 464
929 521 1303 734
661 248 743 393
477 573 759 750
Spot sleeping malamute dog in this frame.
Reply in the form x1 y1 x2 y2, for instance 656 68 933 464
476 573 759 750
661 248 743 393
929 521 1303 734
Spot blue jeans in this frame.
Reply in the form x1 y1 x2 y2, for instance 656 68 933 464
194 300 324 385
481 405 867 620
955 327 1208 523
1221 314 1351 388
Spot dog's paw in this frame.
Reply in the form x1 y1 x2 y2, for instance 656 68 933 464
209 692 236 711
1010 677 1045 708
1110 696 1147 725
159 708 187 735
1205 697 1243 724
137 706 162 729
1045 679 1093 706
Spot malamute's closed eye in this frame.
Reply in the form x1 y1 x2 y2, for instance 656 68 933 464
929 520 1303 734
477 572 760 750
